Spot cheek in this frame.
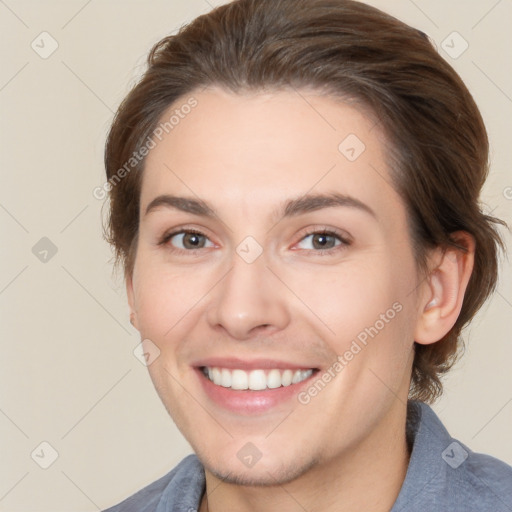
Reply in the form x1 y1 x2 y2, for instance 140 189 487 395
132 261 212 340
289 260 398 329
286 253 416 359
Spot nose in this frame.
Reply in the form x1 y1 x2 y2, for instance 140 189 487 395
206 253 290 340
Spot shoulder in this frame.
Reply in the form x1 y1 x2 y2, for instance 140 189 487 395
393 401 512 512
453 448 512 510
102 454 205 512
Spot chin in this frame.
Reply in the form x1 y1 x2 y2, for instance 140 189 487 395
198 449 320 487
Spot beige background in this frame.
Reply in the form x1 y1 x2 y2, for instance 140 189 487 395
1 0 511 510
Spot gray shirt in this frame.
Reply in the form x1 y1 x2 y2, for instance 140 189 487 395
103 401 512 511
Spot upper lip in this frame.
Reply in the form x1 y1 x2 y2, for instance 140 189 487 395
192 357 319 371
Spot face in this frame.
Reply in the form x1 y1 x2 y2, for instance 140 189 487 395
127 87 423 485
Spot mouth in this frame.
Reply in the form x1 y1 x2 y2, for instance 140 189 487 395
200 366 315 390
193 359 320 415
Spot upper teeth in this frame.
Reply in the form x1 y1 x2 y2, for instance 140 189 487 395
203 367 314 390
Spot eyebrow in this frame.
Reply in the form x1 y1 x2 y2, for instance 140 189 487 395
145 195 215 217
144 192 376 220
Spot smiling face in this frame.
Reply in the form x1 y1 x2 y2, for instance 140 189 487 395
127 87 425 485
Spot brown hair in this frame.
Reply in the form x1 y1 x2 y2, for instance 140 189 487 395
104 0 505 403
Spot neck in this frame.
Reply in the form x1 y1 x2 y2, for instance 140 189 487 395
200 400 411 512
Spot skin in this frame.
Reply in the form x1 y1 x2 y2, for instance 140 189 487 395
126 87 474 512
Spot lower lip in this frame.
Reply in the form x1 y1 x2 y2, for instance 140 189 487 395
195 368 318 415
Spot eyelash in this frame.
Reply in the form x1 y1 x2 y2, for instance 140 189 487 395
296 227 352 256
158 228 210 252
158 226 352 256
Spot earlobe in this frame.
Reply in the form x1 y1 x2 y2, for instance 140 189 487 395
414 232 475 345
126 274 139 331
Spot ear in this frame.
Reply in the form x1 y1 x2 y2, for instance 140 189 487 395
126 273 139 331
414 232 475 345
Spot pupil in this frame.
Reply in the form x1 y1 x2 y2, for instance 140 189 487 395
184 233 204 249
313 234 334 249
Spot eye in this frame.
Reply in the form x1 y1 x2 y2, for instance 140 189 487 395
295 230 348 251
164 230 214 250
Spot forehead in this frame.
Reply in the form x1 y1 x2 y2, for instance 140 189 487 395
140 87 403 224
